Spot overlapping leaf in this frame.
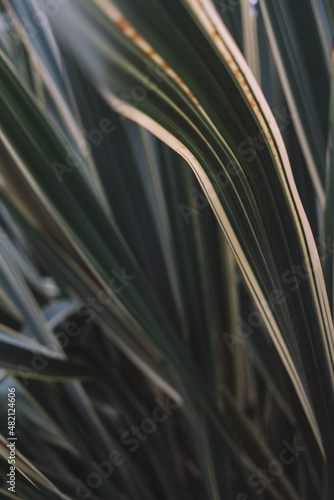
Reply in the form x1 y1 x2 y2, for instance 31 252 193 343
52 0 334 460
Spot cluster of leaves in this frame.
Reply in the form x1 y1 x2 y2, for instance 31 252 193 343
0 0 333 499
